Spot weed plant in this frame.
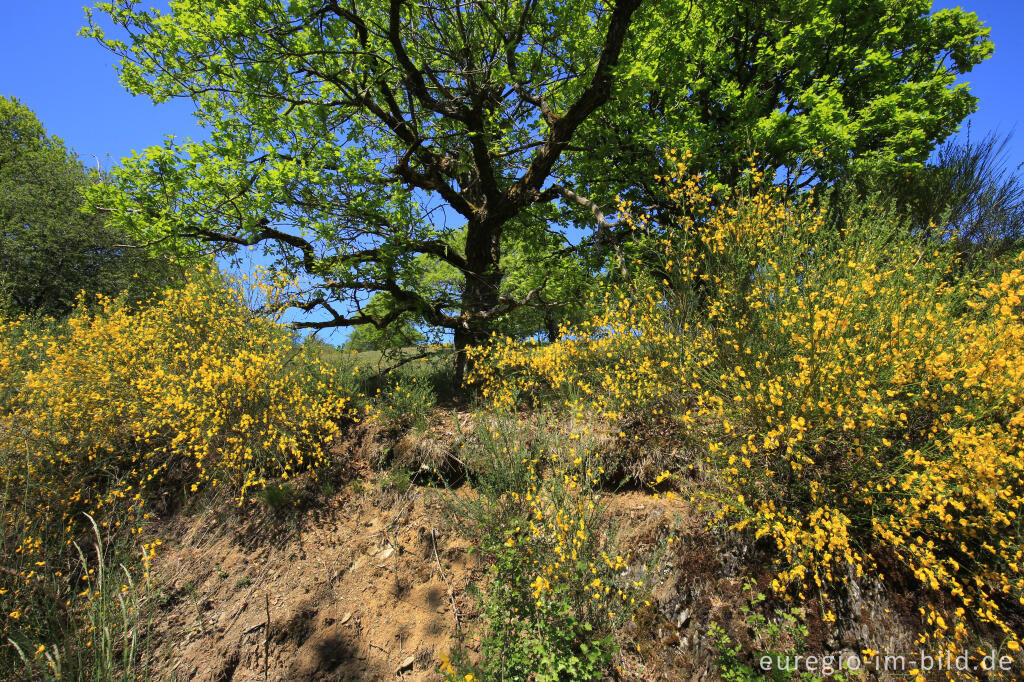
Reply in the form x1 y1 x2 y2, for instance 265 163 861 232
443 414 650 681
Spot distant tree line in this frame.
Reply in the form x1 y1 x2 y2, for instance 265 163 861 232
0 96 177 317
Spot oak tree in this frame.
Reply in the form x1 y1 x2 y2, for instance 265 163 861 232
86 0 644 378
574 0 992 210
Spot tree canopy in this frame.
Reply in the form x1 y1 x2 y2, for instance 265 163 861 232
84 0 991 374
87 0 646 376
0 96 176 316
574 0 992 213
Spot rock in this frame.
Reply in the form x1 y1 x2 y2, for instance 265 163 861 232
397 655 415 673
217 611 233 631
340 611 352 625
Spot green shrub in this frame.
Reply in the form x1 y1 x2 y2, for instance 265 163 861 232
257 482 295 511
710 582 829 682
374 373 437 430
443 414 648 681
381 467 412 495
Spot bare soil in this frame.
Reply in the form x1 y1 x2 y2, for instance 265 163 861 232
145 487 476 681
137 416 920 681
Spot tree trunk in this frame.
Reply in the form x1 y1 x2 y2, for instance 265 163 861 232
544 309 560 343
452 325 474 385
453 218 503 385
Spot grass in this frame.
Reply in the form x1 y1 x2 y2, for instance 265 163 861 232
6 516 151 682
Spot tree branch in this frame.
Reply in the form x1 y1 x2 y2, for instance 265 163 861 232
387 0 472 122
511 0 644 202
544 184 630 280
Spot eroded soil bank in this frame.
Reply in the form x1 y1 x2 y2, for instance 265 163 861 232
141 417 919 681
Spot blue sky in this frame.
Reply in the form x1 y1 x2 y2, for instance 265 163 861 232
1 3 199 166
1 1 1022 342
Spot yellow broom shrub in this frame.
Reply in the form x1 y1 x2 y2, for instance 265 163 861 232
1 271 357 669
471 158 1023 670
